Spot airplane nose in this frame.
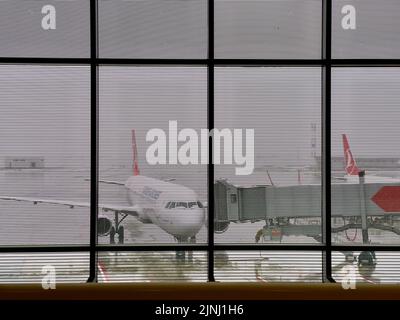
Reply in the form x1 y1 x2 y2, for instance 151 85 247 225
183 208 205 236
161 208 206 239
192 208 205 226
196 208 206 225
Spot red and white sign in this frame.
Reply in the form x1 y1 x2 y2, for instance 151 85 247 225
371 186 400 213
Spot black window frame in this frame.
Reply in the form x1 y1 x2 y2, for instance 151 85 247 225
0 0 400 283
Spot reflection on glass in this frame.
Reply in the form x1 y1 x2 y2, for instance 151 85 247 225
99 66 207 245
215 251 322 282
0 253 89 284
332 68 400 245
97 252 207 282
333 251 400 284
214 67 322 244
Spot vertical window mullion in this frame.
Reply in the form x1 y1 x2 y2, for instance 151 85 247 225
208 0 215 282
88 0 98 283
322 0 334 283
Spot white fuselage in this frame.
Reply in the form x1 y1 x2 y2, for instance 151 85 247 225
124 175 205 239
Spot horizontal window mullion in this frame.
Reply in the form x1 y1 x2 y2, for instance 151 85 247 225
214 59 326 66
0 58 91 64
332 59 400 67
0 246 91 253
1 58 399 67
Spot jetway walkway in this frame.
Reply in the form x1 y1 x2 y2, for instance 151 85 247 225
214 174 400 246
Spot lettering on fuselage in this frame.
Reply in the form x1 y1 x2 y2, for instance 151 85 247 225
142 186 162 200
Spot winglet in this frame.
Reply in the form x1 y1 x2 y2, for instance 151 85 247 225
342 134 360 176
132 129 140 176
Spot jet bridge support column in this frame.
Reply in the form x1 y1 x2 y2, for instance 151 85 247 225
357 171 377 266
358 171 369 244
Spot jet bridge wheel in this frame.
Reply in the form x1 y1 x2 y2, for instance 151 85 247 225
110 226 116 244
117 226 124 244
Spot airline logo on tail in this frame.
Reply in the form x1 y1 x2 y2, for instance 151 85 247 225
342 134 360 176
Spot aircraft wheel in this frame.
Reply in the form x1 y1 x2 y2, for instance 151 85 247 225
110 226 116 244
117 226 124 244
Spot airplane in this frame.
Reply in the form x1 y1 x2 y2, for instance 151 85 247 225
0 130 206 246
335 134 400 184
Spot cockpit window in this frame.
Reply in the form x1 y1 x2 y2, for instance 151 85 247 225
176 202 187 208
188 202 198 208
165 201 204 209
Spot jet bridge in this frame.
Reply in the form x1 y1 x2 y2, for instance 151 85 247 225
214 174 400 244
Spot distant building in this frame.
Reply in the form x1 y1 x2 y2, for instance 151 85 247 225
5 157 45 169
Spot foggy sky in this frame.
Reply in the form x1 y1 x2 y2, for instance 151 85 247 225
1 65 400 174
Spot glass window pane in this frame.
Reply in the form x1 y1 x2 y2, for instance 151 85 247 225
0 65 90 245
332 68 400 245
0 253 89 284
98 251 207 282
214 67 322 244
333 0 400 58
333 251 400 284
0 0 90 58
215 251 322 282
99 66 207 245
215 0 322 59
99 0 208 59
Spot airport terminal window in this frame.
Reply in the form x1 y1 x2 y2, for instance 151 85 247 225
0 65 90 246
0 0 90 58
332 0 400 58
215 0 322 59
98 0 208 59
214 67 322 244
215 251 322 282
331 68 400 247
99 66 207 245
0 253 90 284
0 0 399 284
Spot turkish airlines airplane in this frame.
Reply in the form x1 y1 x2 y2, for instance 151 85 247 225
0 130 206 244
337 134 400 184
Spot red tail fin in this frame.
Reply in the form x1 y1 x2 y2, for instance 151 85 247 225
342 134 360 176
132 129 140 176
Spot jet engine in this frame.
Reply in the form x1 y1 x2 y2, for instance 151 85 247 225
214 221 230 234
97 215 112 236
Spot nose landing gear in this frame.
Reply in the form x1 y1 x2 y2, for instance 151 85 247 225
109 212 127 244
175 235 196 263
